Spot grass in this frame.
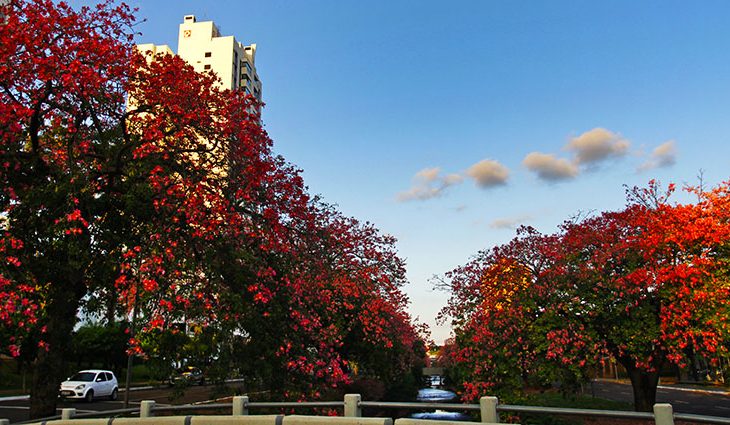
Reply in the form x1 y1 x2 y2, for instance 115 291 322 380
501 391 634 425
0 357 26 394
520 391 633 411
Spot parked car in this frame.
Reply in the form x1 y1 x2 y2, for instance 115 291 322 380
169 366 205 386
59 370 118 402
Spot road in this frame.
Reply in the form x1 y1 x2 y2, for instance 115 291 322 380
589 379 730 417
0 383 241 424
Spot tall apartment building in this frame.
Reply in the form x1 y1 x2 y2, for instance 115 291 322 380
138 15 262 101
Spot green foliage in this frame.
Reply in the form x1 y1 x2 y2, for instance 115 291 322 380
137 328 188 383
69 323 128 371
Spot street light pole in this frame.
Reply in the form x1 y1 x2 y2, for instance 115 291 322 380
123 287 139 409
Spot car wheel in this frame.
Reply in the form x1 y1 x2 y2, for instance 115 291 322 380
85 390 94 403
110 388 118 401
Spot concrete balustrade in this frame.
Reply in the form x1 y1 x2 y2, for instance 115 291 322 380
284 415 391 425
115 418 196 425
396 420 499 425
190 415 283 425
40 416 284 425
1 394 689 425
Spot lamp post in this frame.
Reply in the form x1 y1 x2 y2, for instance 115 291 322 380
123 285 139 409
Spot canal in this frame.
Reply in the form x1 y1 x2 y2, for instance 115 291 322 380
411 380 470 421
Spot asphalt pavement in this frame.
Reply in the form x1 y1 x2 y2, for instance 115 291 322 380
588 379 730 417
0 383 240 424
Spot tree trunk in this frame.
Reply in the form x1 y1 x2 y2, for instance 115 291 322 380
29 283 84 419
29 345 65 418
623 361 661 412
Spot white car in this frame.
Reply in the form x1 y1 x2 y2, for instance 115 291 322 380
59 370 118 402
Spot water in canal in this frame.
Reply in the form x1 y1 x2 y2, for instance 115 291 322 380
410 379 471 421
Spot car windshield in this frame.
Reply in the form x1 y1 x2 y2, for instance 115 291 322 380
69 372 96 382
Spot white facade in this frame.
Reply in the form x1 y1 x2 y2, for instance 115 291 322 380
138 15 262 101
178 15 262 100
136 43 174 58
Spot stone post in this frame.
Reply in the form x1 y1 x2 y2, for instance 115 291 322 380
480 396 499 423
140 400 155 418
654 403 674 425
61 408 76 420
233 395 249 415
344 394 361 417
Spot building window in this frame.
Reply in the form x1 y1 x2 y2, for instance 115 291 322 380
204 64 211 70
204 52 211 58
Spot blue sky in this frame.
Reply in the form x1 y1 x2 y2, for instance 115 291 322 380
84 0 730 343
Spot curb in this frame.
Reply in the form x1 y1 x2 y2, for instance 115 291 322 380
0 395 29 402
657 384 730 396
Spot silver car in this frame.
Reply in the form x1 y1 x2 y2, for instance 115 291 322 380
59 369 118 402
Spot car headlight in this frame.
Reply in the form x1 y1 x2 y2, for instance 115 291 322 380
75 384 86 390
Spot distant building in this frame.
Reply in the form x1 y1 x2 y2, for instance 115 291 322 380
133 16 264 178
138 15 262 101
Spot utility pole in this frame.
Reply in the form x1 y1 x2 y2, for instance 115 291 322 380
123 287 139 409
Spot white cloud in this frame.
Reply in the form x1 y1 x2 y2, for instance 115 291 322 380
466 159 509 188
565 128 630 165
397 167 464 202
442 173 464 186
489 214 533 229
396 186 441 202
522 152 578 181
638 140 677 172
414 167 441 182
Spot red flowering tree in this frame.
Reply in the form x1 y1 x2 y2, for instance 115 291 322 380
1 0 425 418
441 181 730 411
0 0 144 416
437 227 591 400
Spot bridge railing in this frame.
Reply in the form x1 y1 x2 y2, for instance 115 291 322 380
4 393 730 425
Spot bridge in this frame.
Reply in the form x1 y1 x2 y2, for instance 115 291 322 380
3 393 728 425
